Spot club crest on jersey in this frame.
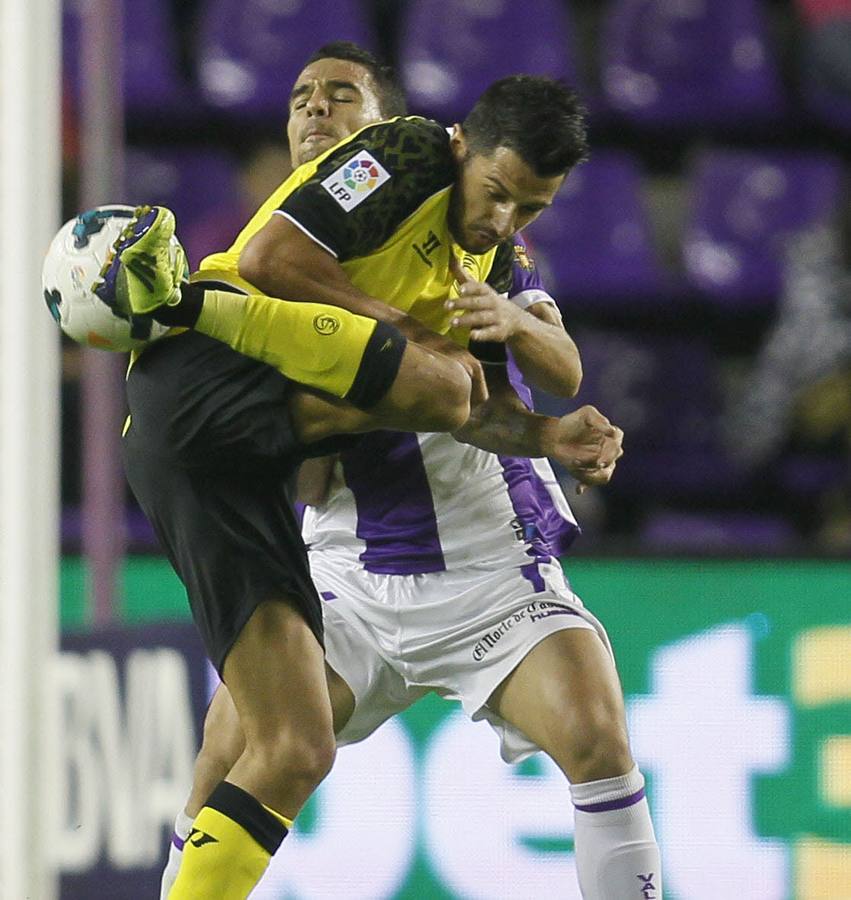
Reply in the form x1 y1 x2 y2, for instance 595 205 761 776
321 150 390 212
513 243 535 270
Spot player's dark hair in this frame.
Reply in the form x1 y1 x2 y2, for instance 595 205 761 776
462 76 589 177
305 42 408 118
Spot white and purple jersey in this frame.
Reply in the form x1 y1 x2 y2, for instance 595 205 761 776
302 235 580 575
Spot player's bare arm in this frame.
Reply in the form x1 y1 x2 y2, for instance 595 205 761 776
446 257 582 396
454 367 623 492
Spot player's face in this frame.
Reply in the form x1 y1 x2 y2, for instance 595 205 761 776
287 59 386 167
448 127 565 254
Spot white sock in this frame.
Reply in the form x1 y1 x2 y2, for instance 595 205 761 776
570 766 662 900
160 808 194 900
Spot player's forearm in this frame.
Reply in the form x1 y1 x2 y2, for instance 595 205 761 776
453 392 558 458
506 317 582 397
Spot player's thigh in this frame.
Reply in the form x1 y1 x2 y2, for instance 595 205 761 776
192 662 353 794
222 598 333 750
487 628 632 781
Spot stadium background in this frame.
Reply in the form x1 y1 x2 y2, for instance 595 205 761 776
50 0 851 897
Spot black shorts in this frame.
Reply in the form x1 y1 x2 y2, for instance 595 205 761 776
123 331 354 673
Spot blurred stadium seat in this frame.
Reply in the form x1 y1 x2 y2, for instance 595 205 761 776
600 0 786 128
534 329 747 501
523 150 670 310
123 147 244 269
639 510 798 552
63 0 200 120
804 85 851 134
398 0 580 123
195 0 374 120
682 148 845 309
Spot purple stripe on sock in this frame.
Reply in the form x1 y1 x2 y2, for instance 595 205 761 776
172 832 185 851
574 786 646 813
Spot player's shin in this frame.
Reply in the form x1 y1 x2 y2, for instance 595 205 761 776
569 766 662 900
168 781 292 899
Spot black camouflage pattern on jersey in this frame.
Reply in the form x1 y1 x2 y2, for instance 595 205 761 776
485 239 515 294
279 117 455 261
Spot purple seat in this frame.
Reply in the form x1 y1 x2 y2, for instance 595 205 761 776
124 148 245 271
195 0 374 119
600 0 785 128
640 511 797 553
535 330 747 500
63 0 200 119
683 149 844 308
776 454 848 498
523 151 669 309
398 0 579 123
805 86 851 135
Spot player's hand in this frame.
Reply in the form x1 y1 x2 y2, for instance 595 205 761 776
543 405 624 494
446 256 525 343
440 341 489 408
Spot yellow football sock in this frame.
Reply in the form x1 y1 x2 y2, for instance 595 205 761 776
196 289 377 400
168 782 292 900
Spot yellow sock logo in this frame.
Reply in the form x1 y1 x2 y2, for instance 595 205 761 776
186 827 219 848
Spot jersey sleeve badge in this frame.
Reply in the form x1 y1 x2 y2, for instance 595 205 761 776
513 242 535 271
320 150 391 212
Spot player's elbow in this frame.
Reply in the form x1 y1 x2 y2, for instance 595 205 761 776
542 358 582 399
564 358 583 397
238 228 302 298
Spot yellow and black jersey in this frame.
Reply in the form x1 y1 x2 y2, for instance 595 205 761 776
200 116 514 345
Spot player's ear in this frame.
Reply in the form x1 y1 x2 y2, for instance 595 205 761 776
449 124 468 163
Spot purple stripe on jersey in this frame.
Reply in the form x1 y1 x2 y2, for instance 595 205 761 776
574 787 646 814
320 591 337 601
521 560 546 592
294 501 306 528
499 451 579 558
341 431 445 574
172 832 185 851
503 351 580 556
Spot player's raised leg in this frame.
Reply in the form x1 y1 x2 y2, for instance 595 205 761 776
487 629 662 900
98 205 474 434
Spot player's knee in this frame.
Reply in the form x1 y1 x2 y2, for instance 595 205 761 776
567 716 634 783
246 728 337 794
410 359 472 432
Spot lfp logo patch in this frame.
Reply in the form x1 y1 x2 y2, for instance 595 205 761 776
321 150 390 212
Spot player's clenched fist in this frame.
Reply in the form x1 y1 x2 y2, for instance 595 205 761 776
542 405 624 494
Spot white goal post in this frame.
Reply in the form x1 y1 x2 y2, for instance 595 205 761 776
0 0 61 897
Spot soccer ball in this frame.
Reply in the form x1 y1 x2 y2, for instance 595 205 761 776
41 205 175 352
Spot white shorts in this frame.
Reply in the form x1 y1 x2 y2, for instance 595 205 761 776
311 552 612 763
